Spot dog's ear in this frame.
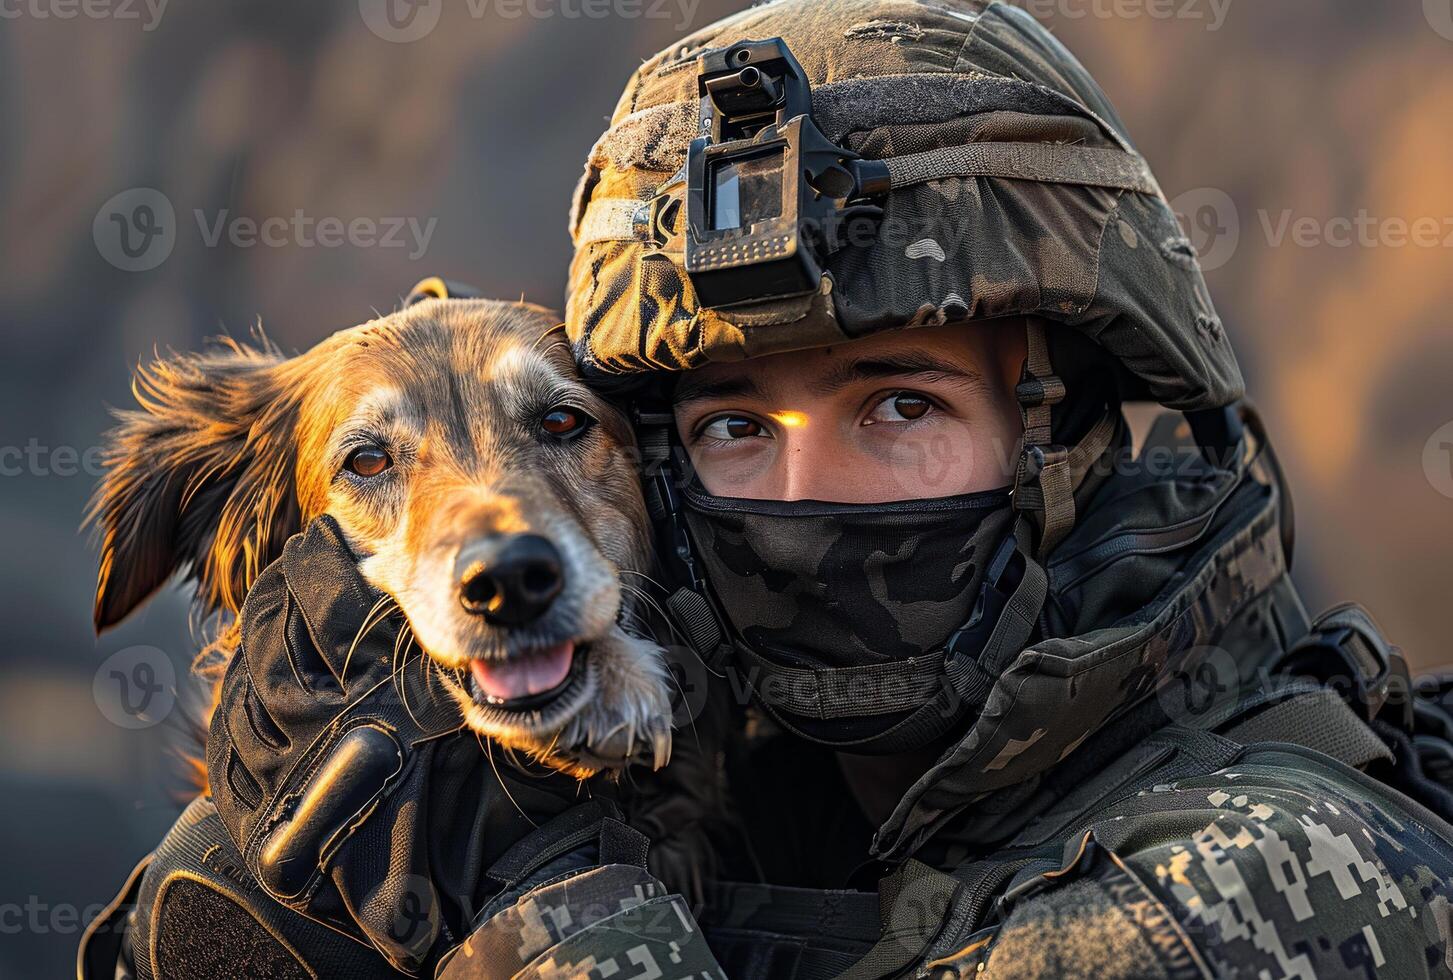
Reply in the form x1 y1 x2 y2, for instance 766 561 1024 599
88 336 303 631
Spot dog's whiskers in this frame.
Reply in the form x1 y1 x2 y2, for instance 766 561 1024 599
484 736 538 828
343 594 401 683
618 568 671 593
620 583 692 649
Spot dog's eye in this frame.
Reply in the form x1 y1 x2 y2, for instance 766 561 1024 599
541 407 593 439
344 447 392 477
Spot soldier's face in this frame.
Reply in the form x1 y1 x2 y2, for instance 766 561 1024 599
673 322 1026 503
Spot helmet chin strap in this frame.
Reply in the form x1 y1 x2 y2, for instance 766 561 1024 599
1013 317 1075 559
1011 317 1119 561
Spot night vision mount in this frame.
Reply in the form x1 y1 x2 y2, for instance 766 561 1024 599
669 38 890 309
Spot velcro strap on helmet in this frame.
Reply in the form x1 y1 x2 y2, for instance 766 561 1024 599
574 141 1158 248
883 141 1159 196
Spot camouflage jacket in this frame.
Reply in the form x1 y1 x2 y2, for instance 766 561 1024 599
696 418 1453 980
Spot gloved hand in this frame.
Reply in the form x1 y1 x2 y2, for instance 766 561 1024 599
207 515 591 975
432 799 725 980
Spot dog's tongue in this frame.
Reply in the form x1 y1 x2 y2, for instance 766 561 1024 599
471 642 574 702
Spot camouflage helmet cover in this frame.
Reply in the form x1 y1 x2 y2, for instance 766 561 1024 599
566 0 1242 411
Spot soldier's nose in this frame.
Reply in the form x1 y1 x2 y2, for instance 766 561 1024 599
455 534 565 626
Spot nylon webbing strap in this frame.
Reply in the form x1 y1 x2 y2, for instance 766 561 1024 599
978 527 1049 677
1224 689 1393 769
836 860 961 980
1014 320 1074 559
1012 412 1117 516
574 197 650 247
884 141 1159 195
576 143 1158 247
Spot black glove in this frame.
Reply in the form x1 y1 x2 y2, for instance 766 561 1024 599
207 516 591 974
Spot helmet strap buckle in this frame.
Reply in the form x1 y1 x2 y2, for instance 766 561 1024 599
1013 319 1075 558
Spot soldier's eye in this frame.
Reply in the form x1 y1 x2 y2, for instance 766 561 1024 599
700 415 769 441
344 446 392 477
864 392 934 425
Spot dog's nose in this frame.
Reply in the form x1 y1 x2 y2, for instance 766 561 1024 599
456 534 565 626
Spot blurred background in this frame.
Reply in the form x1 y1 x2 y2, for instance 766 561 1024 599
2 0 1451 974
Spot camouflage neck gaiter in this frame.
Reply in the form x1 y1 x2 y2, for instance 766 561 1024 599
680 483 1017 676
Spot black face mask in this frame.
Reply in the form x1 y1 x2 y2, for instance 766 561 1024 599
681 482 1022 751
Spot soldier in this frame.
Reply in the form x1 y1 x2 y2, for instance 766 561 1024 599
558 1 1453 976
81 1 1453 977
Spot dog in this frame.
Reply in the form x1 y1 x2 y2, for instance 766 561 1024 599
88 290 673 779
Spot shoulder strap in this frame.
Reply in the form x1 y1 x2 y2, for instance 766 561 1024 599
835 860 962 980
1222 688 1392 769
1273 602 1412 728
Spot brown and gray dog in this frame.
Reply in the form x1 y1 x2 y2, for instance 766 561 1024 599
88 292 673 779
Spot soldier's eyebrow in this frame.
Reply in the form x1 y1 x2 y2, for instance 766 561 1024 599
673 375 767 406
806 353 988 396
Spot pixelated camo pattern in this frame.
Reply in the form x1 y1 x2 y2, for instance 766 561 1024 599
949 752 1453 979
1125 757 1453 979
519 895 726 980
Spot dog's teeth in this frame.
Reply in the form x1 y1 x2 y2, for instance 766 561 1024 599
652 730 672 771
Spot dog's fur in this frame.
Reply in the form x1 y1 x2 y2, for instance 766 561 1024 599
88 298 674 779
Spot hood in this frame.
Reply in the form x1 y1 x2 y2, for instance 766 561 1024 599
870 409 1297 860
